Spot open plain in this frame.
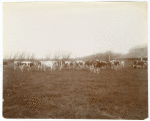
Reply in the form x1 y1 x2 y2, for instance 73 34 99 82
3 62 148 119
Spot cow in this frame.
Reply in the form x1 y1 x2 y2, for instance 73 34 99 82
108 60 116 69
64 61 71 69
14 61 21 70
93 60 107 73
111 60 124 71
20 61 34 72
70 62 75 69
3 62 8 67
75 60 85 70
85 60 105 72
37 61 41 70
85 61 90 67
120 61 125 68
38 61 57 71
100 61 107 69
56 61 63 70
84 60 96 72
86 60 95 71
107 61 112 68
14 61 34 72
132 60 146 69
132 61 140 69
144 61 148 69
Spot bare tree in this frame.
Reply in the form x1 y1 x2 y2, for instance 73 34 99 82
54 51 61 61
13 52 19 60
18 51 26 61
3 54 8 60
62 51 72 61
9 52 13 60
26 52 31 61
45 51 51 61
30 52 35 61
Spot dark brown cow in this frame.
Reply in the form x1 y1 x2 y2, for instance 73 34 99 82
132 60 146 69
75 61 84 70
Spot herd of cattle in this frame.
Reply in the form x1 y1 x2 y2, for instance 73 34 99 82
3 59 148 72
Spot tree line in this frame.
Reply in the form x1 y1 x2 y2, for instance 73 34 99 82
3 50 72 62
3 50 122 62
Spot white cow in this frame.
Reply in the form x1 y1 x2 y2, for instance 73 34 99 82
14 61 21 70
38 61 57 71
120 61 125 68
58 61 63 70
20 61 34 72
14 61 33 72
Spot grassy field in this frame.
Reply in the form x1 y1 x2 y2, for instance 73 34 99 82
3 63 148 119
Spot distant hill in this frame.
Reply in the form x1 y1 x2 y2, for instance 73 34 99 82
72 51 123 62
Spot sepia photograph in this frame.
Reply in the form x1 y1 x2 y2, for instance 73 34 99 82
2 1 148 119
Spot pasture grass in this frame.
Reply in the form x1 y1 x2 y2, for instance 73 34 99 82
3 65 148 119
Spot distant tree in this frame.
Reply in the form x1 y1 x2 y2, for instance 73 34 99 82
26 52 31 61
45 51 51 61
30 52 36 62
13 52 19 60
3 54 8 60
3 52 19 61
18 51 26 61
9 52 13 60
54 51 61 61
62 51 72 61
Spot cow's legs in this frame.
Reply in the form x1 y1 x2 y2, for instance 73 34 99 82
97 68 100 73
111 65 113 69
51 66 52 71
39 66 42 71
90 66 95 72
39 66 41 71
27 66 30 71
59 66 61 71
53 66 55 71
114 65 116 71
60 64 63 70
116 66 118 71
14 65 16 70
43 66 46 71
89 66 91 71
94 68 97 73
20 66 23 72
90 66 92 71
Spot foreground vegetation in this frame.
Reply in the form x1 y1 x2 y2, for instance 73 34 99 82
3 64 148 119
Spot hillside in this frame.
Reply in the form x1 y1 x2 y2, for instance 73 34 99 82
74 52 123 62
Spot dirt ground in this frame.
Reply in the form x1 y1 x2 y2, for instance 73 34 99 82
3 63 148 119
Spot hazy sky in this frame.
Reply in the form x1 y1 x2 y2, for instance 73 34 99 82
3 2 148 59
